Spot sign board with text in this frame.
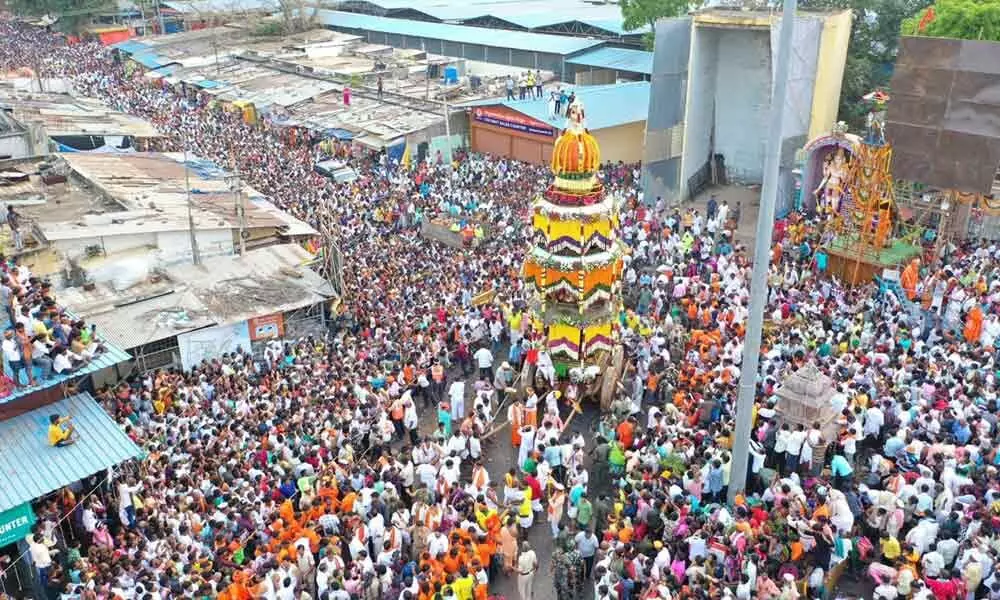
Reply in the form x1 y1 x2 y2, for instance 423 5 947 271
472 107 555 137
0 503 36 548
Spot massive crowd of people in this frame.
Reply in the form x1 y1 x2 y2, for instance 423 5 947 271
5 16 1000 600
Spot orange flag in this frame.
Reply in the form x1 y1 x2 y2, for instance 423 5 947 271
918 7 936 32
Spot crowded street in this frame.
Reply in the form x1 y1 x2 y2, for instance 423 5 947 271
2 13 1000 600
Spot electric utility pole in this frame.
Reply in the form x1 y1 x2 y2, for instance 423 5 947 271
182 120 201 265
227 167 247 255
727 0 797 505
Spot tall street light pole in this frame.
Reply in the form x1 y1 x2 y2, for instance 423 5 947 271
727 0 798 505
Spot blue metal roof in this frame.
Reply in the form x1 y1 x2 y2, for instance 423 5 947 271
460 81 649 131
315 9 603 55
470 15 648 36
0 392 142 512
578 19 650 36
566 46 653 75
324 128 355 140
130 52 171 70
1 341 131 405
355 0 642 36
112 39 151 54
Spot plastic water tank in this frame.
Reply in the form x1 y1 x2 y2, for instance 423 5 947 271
443 66 458 84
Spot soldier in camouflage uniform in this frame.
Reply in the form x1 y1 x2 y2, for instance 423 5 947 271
561 538 585 600
550 544 571 600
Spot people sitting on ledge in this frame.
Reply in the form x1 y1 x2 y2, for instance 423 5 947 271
0 252 106 389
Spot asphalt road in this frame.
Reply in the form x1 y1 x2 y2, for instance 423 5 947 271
410 355 605 600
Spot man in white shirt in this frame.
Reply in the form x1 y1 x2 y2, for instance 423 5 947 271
117 478 143 528
2 329 29 387
448 380 466 421
28 533 53 585
921 543 945 577
416 462 437 489
865 404 885 441
446 432 469 461
427 530 449 558
785 425 806 476
473 346 494 381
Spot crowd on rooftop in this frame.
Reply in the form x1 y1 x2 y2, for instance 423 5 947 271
5 16 1000 600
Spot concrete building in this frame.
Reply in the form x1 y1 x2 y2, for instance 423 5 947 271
0 152 315 283
58 244 336 372
0 92 163 158
460 82 649 165
642 8 852 212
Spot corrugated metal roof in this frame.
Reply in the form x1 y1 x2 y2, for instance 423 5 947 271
339 0 648 36
0 339 131 405
577 19 650 36
58 287 214 351
130 52 172 70
1 93 162 139
0 392 142 512
566 47 653 75
112 39 152 54
48 153 316 238
459 81 649 130
315 9 603 55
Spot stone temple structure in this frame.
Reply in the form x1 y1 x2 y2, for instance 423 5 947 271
774 362 841 465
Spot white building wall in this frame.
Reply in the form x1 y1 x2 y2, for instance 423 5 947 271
713 29 772 184
52 229 235 266
53 233 156 258
0 132 32 159
156 230 235 265
681 27 719 188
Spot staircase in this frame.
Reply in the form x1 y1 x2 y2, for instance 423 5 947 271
879 277 922 323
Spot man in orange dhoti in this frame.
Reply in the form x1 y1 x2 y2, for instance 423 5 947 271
964 303 984 345
901 259 920 301
508 400 525 447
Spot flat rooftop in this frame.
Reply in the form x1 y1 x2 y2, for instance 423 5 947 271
0 156 121 221
0 153 315 248
0 92 162 138
117 26 553 145
58 243 335 350
115 27 361 70
45 152 315 238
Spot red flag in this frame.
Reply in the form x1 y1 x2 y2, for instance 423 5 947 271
918 6 936 32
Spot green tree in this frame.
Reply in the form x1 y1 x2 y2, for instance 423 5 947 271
901 0 1000 41
620 0 701 49
801 0 932 131
7 0 114 32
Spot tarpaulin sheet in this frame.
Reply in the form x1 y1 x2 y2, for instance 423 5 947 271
97 29 131 46
324 128 354 141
